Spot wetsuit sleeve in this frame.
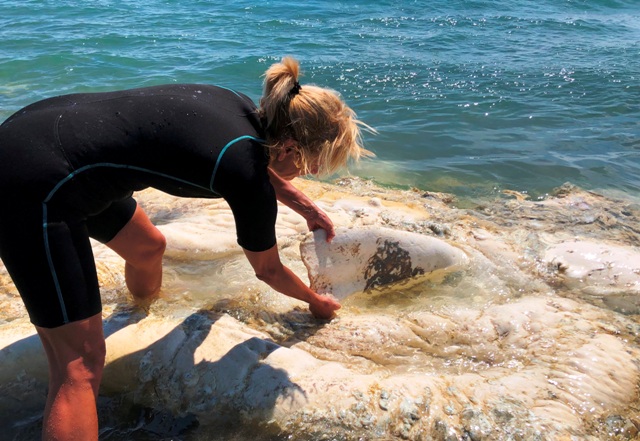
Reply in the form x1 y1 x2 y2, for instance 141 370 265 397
213 140 278 252
227 181 278 252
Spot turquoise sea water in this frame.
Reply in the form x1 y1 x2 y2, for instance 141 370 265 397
1 0 639 200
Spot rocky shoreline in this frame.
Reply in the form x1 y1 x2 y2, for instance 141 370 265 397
1 178 639 440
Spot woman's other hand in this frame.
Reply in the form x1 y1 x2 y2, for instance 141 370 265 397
309 294 341 319
304 206 335 242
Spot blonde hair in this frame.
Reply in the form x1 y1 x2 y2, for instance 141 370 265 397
259 56 374 177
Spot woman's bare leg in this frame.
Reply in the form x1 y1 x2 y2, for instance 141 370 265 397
36 313 105 441
105 205 166 302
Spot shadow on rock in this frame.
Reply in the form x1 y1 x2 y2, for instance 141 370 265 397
101 308 309 439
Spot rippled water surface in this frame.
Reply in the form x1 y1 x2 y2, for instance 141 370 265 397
1 0 639 199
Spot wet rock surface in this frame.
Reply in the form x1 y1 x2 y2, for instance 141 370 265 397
2 179 640 440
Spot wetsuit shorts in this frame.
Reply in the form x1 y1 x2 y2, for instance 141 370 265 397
0 197 137 328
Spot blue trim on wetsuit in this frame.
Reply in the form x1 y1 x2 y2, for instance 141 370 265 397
215 85 243 98
209 135 264 192
41 203 68 322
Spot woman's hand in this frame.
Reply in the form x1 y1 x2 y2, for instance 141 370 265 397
268 168 335 242
304 206 335 242
309 295 341 319
243 246 341 320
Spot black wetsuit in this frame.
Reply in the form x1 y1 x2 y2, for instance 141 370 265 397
0 84 277 328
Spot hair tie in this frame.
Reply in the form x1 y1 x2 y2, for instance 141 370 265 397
290 81 301 97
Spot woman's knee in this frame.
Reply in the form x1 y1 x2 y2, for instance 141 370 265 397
118 226 166 270
106 205 167 268
37 315 107 384
83 336 107 369
133 227 166 266
151 228 167 255
62 339 106 386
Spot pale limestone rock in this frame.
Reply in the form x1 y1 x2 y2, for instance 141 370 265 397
3 183 640 439
544 240 640 294
158 220 241 260
3 296 637 439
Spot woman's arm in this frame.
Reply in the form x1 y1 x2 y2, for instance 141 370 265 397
268 168 335 242
243 244 341 319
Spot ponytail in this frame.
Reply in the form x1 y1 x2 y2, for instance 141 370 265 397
259 57 374 177
259 57 300 143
